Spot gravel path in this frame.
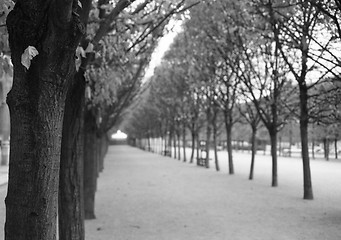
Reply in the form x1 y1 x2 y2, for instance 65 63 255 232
0 145 340 239
84 145 341 240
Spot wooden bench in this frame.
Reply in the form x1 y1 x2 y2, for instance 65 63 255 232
162 150 171 157
282 148 301 157
197 149 209 166
197 157 206 166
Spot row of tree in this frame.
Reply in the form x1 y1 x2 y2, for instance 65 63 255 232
123 0 341 201
0 0 199 239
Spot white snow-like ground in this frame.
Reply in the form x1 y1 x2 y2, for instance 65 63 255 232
84 146 341 240
1 145 341 239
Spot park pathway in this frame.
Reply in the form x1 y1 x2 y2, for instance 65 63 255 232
85 145 341 240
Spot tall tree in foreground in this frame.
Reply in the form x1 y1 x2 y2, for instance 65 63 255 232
58 2 197 237
263 0 340 199
5 1 84 239
58 1 91 238
80 0 195 220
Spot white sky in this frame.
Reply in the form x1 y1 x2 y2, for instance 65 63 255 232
142 20 183 83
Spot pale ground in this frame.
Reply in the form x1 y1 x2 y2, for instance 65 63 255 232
0 145 341 239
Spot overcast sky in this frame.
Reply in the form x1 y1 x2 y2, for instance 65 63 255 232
142 20 183 83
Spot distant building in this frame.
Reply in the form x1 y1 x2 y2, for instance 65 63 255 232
110 130 128 145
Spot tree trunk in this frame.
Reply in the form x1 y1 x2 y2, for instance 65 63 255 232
249 127 257 180
323 138 329 161
182 122 187 162
99 134 108 172
299 84 313 200
335 138 338 159
205 125 211 169
5 2 83 239
60 7 93 238
196 134 200 166
95 135 101 181
213 123 220 171
269 130 278 187
59 72 85 240
147 136 151 152
225 118 234 175
98 134 104 172
173 129 177 159
83 110 98 219
190 129 195 163
167 131 172 157
177 130 181 160
162 136 165 154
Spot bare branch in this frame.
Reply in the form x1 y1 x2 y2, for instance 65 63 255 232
93 0 136 45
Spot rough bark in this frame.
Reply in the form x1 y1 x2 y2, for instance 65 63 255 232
59 73 85 240
60 0 133 230
5 2 83 239
58 1 91 236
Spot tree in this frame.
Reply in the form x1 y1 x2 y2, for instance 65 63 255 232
262 0 334 199
238 100 261 180
80 0 196 220
168 31 205 164
58 1 92 238
309 80 341 159
58 2 196 238
309 0 341 41
221 1 295 186
83 56 148 219
123 62 176 150
5 1 84 239
3 0 196 239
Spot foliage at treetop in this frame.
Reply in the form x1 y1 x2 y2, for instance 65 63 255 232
80 0 197 135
